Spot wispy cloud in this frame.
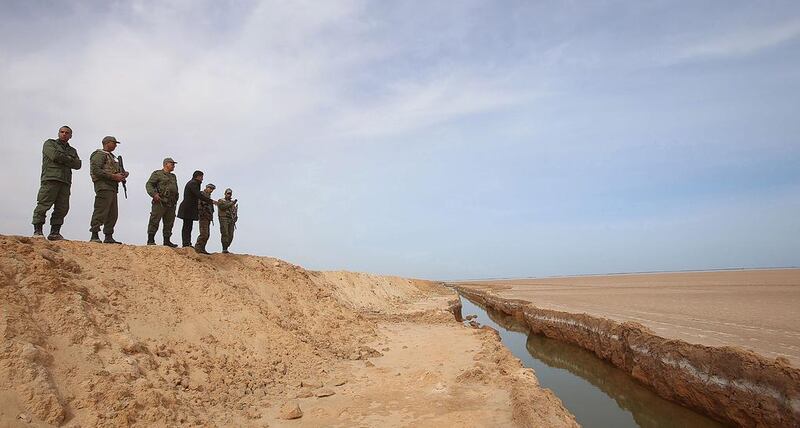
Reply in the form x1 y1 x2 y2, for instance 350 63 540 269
333 74 524 138
673 19 800 61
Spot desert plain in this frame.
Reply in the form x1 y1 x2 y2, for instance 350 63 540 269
454 269 800 367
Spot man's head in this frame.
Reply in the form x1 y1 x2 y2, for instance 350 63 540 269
193 170 204 182
162 157 177 173
225 188 233 200
101 136 120 152
205 183 216 194
58 126 72 142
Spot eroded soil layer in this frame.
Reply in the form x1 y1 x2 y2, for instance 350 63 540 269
456 287 800 427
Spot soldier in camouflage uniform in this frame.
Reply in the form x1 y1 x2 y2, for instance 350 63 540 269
32 125 82 240
145 158 179 247
217 188 238 254
194 183 216 255
89 136 128 244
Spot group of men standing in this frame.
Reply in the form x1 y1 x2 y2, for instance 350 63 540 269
31 126 239 254
194 183 238 254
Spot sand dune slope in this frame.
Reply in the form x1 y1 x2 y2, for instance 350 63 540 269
0 235 575 427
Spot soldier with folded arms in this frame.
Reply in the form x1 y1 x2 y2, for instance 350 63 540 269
32 125 82 240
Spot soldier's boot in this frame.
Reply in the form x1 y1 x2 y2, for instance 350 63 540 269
103 234 122 244
90 231 102 243
33 224 45 238
221 245 230 254
163 237 178 248
195 246 210 255
47 225 64 241
146 233 156 246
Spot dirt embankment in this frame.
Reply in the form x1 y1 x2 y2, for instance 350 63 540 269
456 286 800 427
463 270 800 366
0 235 576 427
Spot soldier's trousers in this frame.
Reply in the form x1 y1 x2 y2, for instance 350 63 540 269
220 220 235 249
89 190 118 235
32 180 71 226
195 219 211 250
147 202 176 238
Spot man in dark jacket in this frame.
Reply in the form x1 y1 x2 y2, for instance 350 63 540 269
177 170 216 247
32 125 82 240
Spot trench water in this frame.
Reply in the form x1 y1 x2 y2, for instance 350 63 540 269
458 295 726 428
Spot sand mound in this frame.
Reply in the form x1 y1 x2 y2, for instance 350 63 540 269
312 271 434 312
0 235 385 426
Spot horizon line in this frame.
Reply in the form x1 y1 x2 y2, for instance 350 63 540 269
442 266 800 283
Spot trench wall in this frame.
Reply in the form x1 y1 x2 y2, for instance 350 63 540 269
456 287 800 428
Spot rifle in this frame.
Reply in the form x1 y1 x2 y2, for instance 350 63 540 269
117 155 128 199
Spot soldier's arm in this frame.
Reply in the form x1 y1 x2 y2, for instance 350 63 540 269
218 199 236 209
42 140 75 165
69 149 82 170
188 183 202 199
190 183 215 204
89 153 112 180
145 172 159 197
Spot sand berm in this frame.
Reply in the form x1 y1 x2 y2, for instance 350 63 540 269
0 235 576 427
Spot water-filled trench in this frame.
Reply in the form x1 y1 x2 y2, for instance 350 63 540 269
458 295 726 428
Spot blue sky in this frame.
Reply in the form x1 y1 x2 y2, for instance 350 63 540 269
1 0 798 279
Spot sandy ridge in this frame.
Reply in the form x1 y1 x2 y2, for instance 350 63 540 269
0 235 575 427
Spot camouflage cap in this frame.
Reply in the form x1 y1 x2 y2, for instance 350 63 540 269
163 157 177 165
206 183 216 190
102 136 121 145
225 188 233 194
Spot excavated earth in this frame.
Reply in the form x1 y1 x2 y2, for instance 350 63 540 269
454 281 800 428
0 235 577 427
